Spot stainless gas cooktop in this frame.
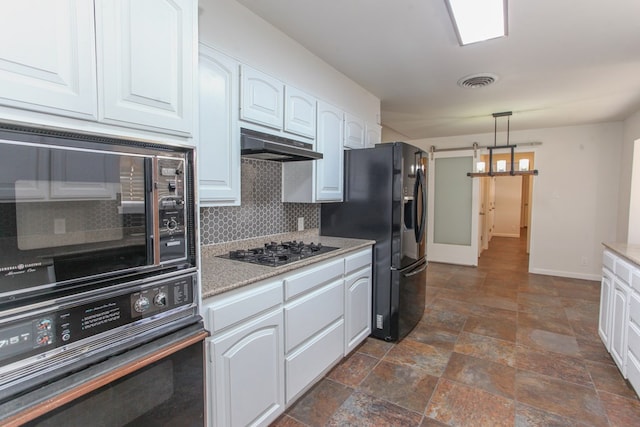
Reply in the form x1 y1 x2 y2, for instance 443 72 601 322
219 241 339 267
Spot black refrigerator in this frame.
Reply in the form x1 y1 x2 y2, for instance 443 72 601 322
321 142 427 341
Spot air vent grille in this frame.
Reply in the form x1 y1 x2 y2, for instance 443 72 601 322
457 73 498 88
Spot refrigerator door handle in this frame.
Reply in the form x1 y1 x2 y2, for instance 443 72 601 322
402 259 427 277
414 168 427 243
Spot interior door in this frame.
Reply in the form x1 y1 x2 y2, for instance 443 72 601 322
427 150 479 266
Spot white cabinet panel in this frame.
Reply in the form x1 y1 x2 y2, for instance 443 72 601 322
284 258 343 300
96 0 195 135
315 101 344 201
282 102 344 202
0 1 97 119
240 65 284 130
611 277 630 375
198 45 240 206
365 122 382 148
285 318 344 404
284 279 344 352
599 268 613 349
205 279 282 334
344 266 372 354
208 308 284 427
344 114 365 149
284 86 316 139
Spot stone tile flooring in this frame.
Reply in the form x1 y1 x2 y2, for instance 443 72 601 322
272 234 640 426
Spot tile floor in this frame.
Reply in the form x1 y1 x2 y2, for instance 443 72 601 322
272 234 640 426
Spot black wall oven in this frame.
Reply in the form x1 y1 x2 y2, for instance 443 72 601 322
0 126 205 425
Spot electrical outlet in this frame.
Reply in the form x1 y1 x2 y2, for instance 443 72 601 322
580 256 589 266
54 218 66 235
297 217 304 231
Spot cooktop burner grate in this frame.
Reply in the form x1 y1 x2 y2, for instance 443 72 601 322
219 241 339 267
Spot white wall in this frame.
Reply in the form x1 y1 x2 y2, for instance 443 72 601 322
198 0 380 125
623 109 640 243
494 176 522 237
410 122 623 280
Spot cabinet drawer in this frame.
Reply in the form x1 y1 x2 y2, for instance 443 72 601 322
627 351 640 397
629 321 640 361
284 258 343 300
345 248 372 275
205 280 283 333
603 250 615 272
285 319 344 404
633 271 640 294
285 279 344 352
630 293 640 328
615 258 633 283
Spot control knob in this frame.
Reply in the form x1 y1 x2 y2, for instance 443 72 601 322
167 219 178 231
133 296 151 313
154 292 168 307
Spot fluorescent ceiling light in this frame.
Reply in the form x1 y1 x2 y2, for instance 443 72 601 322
445 0 507 46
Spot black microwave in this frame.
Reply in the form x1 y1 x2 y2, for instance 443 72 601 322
0 126 197 304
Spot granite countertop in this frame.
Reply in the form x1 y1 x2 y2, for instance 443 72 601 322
603 242 640 266
199 229 374 299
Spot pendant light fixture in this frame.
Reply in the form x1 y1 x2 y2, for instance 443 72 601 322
467 111 539 177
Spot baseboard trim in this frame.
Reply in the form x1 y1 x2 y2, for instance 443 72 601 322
492 232 520 238
528 267 600 281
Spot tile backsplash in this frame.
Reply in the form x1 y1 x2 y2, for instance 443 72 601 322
199 158 319 245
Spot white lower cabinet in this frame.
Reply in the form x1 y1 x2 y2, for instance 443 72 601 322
208 308 285 427
598 266 613 349
203 246 373 426
599 248 640 396
344 249 373 354
610 277 630 374
283 260 346 404
285 318 344 403
205 279 285 427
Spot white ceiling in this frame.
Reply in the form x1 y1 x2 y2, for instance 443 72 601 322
236 0 640 139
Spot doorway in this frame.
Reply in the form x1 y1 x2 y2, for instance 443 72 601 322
478 151 535 258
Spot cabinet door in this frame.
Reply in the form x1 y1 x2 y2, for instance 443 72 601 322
198 45 240 206
365 122 382 148
284 86 316 139
316 101 344 201
598 268 613 349
344 114 365 149
209 309 284 427
96 0 195 135
0 1 97 119
611 277 630 375
345 267 372 354
240 65 284 130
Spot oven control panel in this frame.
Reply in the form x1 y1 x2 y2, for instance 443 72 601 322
0 273 196 373
156 157 187 263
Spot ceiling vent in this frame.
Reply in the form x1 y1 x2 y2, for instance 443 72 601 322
457 73 498 88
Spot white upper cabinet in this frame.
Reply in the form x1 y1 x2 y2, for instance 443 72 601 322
96 0 195 135
198 45 240 206
315 101 344 201
344 114 365 149
0 1 98 120
284 86 316 139
282 101 344 203
0 0 196 138
365 122 382 148
240 65 284 130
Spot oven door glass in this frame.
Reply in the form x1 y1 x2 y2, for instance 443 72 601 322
20 327 206 427
0 142 151 297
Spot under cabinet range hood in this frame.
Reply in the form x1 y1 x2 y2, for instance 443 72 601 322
240 127 323 162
